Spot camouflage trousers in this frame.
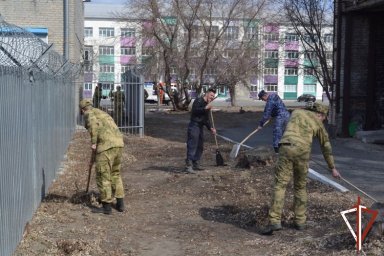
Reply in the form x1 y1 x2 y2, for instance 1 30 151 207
272 113 290 149
113 104 124 126
268 144 310 225
95 147 125 203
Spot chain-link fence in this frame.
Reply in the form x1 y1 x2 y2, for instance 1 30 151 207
0 18 79 256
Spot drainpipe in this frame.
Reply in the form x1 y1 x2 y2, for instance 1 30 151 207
64 0 69 60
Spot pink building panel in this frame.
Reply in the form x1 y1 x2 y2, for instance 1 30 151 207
265 42 279 50
250 76 258 84
84 72 93 82
284 59 299 67
264 24 279 33
120 56 137 64
264 75 278 84
143 38 156 47
284 41 299 51
142 21 153 30
121 37 136 47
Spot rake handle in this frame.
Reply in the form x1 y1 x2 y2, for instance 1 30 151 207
238 120 270 145
210 110 219 148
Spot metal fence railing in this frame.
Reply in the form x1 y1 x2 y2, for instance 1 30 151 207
96 69 145 136
0 66 76 256
0 19 78 256
1 17 144 255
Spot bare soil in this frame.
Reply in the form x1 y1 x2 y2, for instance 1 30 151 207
14 106 384 256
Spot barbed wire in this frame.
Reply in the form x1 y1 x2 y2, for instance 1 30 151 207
0 16 80 79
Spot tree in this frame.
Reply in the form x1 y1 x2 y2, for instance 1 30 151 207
124 0 270 110
280 0 336 127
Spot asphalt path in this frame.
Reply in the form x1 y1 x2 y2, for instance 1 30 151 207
214 100 384 204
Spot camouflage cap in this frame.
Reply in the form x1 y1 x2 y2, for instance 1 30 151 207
79 99 92 109
307 102 329 115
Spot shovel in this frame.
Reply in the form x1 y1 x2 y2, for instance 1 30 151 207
210 110 225 166
230 120 269 159
86 150 96 193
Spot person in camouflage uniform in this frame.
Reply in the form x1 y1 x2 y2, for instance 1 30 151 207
79 99 125 214
261 102 341 235
257 90 290 153
112 86 125 126
93 83 103 109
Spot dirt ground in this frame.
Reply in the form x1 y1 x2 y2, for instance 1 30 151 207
14 106 384 256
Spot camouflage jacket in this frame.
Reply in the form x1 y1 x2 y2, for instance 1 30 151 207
279 109 335 169
113 91 125 104
84 108 124 153
259 93 290 127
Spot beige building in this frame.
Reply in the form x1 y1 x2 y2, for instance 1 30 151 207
0 0 84 63
0 0 85 123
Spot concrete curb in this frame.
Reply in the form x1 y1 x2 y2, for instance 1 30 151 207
308 168 349 192
217 133 349 193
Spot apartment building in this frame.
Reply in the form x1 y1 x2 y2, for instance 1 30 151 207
84 3 333 102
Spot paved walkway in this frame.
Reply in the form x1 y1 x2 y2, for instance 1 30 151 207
218 120 384 203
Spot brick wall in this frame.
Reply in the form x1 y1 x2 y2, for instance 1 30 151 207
0 0 83 65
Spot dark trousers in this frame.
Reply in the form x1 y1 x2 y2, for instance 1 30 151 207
186 122 204 162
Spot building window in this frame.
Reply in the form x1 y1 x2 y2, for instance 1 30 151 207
264 68 278 75
84 46 93 61
121 65 134 73
285 50 299 59
224 26 239 40
285 84 296 92
121 47 136 56
101 83 115 91
84 64 93 72
304 84 316 92
223 49 238 58
250 85 257 92
100 64 114 73
325 51 333 60
204 67 216 76
210 26 219 37
324 33 333 43
264 33 279 42
285 33 299 42
121 28 136 37
264 50 278 59
84 83 93 90
245 27 258 40
248 50 257 58
285 68 298 76
84 27 93 37
305 51 318 62
99 27 115 37
303 33 318 43
99 46 114 55
191 25 201 38
304 68 315 76
264 84 278 92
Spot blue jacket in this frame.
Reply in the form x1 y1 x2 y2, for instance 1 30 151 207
259 93 290 127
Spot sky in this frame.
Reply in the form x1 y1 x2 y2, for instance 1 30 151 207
88 0 126 4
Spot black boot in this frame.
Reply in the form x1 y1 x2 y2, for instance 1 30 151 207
92 202 112 215
185 159 196 174
116 198 125 212
192 161 205 171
